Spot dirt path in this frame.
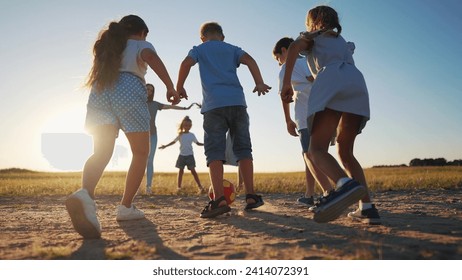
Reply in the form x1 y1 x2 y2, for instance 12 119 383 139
1 188 461 259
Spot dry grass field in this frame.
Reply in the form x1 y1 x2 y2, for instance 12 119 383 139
1 166 461 196
0 166 461 260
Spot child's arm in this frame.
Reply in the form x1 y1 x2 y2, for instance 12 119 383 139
161 104 195 110
281 39 312 103
239 53 271 96
141 48 180 105
159 139 177 150
177 56 196 100
195 141 204 147
282 101 298 137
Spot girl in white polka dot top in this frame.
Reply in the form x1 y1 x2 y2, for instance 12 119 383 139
65 15 181 239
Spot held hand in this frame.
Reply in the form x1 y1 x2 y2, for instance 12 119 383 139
159 145 166 150
286 120 298 137
280 84 294 103
252 83 271 96
167 89 180 105
178 88 188 100
194 102 202 109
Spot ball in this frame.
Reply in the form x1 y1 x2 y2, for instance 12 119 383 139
208 179 236 205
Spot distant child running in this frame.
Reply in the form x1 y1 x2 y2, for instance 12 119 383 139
177 22 271 218
145 83 200 194
281 6 381 224
273 37 332 206
65 15 180 239
159 116 205 193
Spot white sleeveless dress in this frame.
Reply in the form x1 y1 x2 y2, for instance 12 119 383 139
303 33 370 134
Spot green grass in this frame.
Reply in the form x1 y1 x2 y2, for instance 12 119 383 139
0 166 461 196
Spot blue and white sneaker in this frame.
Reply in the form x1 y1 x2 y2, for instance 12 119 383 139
313 179 367 223
297 196 315 206
348 204 382 225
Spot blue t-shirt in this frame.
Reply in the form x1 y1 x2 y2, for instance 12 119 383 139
187 40 247 113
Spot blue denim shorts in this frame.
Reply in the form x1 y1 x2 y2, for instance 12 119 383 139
203 106 252 165
85 72 150 134
299 128 310 153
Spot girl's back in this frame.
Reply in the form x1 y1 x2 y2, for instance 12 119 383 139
310 34 355 73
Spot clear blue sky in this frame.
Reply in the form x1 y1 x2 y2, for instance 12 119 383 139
0 0 461 173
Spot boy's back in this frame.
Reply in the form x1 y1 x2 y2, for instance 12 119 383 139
176 21 270 218
188 40 247 113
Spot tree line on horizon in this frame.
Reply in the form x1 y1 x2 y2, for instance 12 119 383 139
373 158 462 168
1 157 462 173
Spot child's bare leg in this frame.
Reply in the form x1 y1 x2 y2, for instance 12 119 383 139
337 113 371 203
190 168 203 190
239 158 259 204
303 164 315 197
208 160 226 206
177 168 184 190
308 109 347 183
82 125 118 199
304 152 333 195
236 166 244 192
121 131 149 207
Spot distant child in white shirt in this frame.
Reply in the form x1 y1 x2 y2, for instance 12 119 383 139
159 116 205 193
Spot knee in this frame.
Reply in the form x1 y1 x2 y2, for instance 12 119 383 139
91 147 114 166
337 145 354 167
306 148 318 164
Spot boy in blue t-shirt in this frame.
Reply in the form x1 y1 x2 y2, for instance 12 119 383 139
177 22 271 218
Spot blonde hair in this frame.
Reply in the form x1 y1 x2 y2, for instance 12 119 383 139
178 116 192 135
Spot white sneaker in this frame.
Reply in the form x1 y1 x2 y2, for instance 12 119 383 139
146 187 152 195
116 204 145 221
65 189 101 239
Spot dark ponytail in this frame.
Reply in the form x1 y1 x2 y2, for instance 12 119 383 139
86 15 148 93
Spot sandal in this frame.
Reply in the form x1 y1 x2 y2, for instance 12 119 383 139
244 194 264 210
200 196 231 218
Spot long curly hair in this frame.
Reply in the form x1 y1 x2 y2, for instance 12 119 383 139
85 15 148 93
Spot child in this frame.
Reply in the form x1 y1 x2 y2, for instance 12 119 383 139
159 116 205 193
145 83 200 194
176 22 271 218
273 37 332 206
281 6 381 224
65 15 180 239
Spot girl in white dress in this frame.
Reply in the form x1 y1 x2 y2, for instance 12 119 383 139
281 6 380 224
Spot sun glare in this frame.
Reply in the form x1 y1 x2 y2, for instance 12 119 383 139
40 106 92 171
41 106 87 133
38 106 132 171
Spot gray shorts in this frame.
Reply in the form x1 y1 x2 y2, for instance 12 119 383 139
175 155 196 170
203 106 252 166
